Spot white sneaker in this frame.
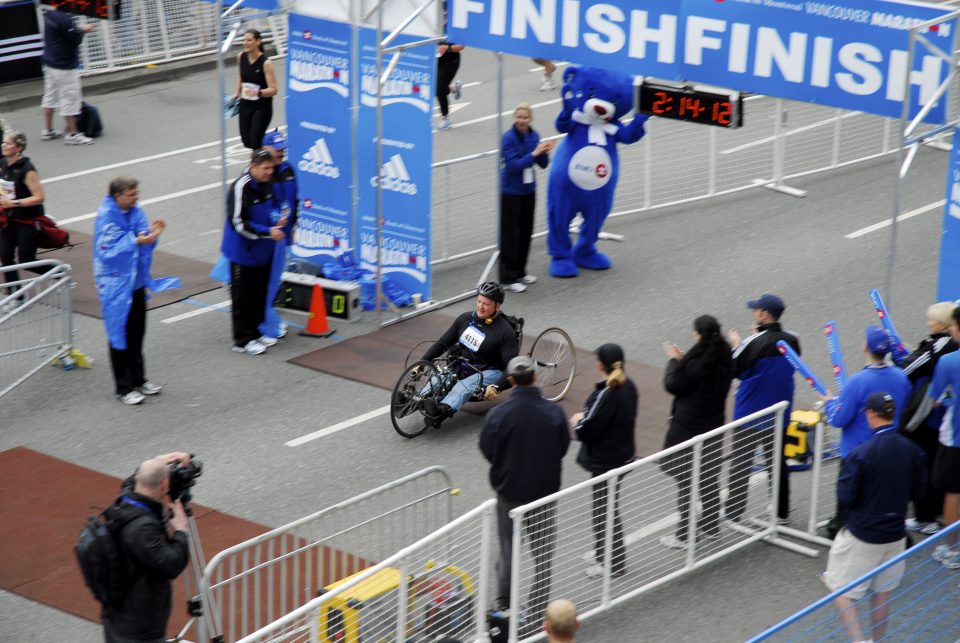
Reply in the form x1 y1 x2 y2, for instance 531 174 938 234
584 563 626 579
906 518 941 535
232 340 266 355
539 77 556 92
118 390 145 405
520 274 538 285
278 322 288 338
259 335 279 347
137 381 162 395
452 79 463 100
437 118 451 131
659 534 687 549
64 132 93 145
933 544 954 563
40 129 62 141
504 282 527 293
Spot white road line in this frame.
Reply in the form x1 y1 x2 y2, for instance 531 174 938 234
285 405 391 447
720 111 861 155
845 200 944 239
58 181 223 225
44 138 241 184
161 299 230 324
446 98 562 130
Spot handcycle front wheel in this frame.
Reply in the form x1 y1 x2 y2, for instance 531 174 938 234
391 360 440 439
529 327 576 402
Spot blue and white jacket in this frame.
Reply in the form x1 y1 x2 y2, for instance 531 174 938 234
221 170 277 266
732 322 800 423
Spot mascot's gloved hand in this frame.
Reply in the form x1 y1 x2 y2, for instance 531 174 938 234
618 113 650 144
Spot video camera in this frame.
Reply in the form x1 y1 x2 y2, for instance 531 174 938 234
169 456 203 502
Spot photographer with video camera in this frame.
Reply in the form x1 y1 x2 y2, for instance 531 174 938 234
101 452 196 643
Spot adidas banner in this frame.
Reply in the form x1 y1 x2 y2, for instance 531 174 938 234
287 14 354 271
356 26 434 298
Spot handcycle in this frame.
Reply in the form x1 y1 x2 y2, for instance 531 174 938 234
389 315 577 438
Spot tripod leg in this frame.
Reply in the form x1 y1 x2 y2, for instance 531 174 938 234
174 509 225 643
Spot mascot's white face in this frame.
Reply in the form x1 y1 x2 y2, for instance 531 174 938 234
581 97 616 125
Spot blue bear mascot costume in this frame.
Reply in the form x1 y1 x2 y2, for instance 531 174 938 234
546 66 648 278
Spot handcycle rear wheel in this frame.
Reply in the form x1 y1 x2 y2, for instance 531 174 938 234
529 327 576 402
391 360 440 438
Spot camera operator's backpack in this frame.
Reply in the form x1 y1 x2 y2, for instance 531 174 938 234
75 504 146 606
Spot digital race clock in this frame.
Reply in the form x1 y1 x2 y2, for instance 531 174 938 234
638 80 743 129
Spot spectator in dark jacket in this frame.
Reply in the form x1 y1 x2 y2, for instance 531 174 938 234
103 456 190 643
480 355 569 623
660 315 733 548
899 301 958 534
41 5 94 145
571 343 637 579
821 393 926 643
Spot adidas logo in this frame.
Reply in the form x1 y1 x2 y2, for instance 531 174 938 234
298 138 340 178
370 154 418 195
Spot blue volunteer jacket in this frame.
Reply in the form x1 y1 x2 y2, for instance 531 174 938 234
732 322 799 422
500 125 549 196
272 160 299 244
839 426 927 544
93 196 154 350
221 171 277 267
826 364 911 458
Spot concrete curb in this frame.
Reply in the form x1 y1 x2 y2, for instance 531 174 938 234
0 54 235 112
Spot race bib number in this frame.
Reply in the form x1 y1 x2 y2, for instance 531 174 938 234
567 145 612 191
0 179 14 201
459 325 486 353
241 82 260 100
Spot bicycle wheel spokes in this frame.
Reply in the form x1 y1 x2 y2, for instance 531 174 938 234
530 327 576 402
390 361 439 438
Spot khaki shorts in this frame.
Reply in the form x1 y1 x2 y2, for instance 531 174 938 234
41 66 82 116
822 528 905 600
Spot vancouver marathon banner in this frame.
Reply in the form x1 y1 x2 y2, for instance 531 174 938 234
446 0 956 122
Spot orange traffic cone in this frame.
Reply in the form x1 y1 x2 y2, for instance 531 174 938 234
300 283 336 338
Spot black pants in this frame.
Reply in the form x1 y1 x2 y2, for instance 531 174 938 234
231 262 270 346
590 472 627 571
435 57 460 117
102 618 164 643
108 287 147 396
499 193 535 284
666 435 723 540
0 219 44 285
238 101 273 149
496 496 556 623
905 424 945 522
726 425 790 521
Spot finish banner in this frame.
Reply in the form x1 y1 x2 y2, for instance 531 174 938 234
356 27 434 299
286 14 353 272
939 126 960 302
446 0 955 122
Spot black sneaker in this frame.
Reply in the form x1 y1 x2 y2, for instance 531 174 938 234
422 397 440 418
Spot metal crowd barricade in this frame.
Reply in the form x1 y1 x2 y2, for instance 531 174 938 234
505 401 818 643
199 467 458 643
0 260 73 399
235 499 497 643
749 521 960 641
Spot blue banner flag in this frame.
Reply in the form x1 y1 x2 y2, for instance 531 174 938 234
356 27 434 300
939 126 960 302
447 0 955 122
286 14 354 272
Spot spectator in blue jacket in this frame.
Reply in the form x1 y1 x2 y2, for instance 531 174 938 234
258 130 298 345
499 103 554 293
818 325 911 538
40 5 94 145
221 149 286 355
724 293 799 525
821 392 926 643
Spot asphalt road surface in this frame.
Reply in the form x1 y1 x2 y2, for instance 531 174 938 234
1 52 952 642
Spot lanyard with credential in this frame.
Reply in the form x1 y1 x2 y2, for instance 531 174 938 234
121 496 159 518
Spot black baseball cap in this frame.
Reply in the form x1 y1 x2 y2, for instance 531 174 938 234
865 392 895 415
746 293 785 318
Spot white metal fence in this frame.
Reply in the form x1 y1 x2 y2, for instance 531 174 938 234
235 499 497 643
750 521 960 642
0 259 73 398
64 1 287 74
198 466 458 643
504 401 809 642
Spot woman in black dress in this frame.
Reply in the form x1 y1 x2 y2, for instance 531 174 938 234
0 130 47 289
661 314 733 549
235 29 277 149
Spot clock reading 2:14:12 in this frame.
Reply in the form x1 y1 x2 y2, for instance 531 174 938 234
637 81 744 129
